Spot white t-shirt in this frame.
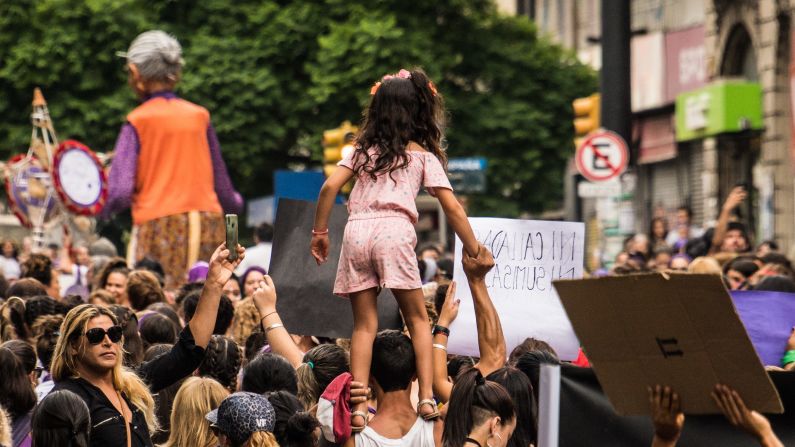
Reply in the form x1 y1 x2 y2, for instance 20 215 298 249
59 264 89 296
354 417 434 447
1 256 21 280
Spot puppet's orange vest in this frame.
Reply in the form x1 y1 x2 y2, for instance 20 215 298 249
127 97 222 225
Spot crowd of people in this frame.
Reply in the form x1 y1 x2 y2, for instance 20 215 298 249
0 224 790 447
0 26 792 447
603 187 795 294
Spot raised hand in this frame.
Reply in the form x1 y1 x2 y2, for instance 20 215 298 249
207 243 245 287
722 186 747 213
437 281 460 327
252 275 278 314
649 385 685 444
711 384 780 446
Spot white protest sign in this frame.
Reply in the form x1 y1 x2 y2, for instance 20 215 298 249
448 218 584 361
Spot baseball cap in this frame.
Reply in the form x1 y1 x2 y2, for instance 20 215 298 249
206 392 275 445
316 372 352 443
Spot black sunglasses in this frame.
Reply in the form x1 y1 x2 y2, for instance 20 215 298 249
85 326 123 345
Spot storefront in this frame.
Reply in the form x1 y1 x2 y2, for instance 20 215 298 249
674 81 764 233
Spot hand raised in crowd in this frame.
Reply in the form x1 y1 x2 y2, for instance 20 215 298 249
722 186 747 212
648 385 684 447
462 243 494 281
311 233 330 265
437 281 460 328
711 384 783 447
252 275 278 314
206 242 245 287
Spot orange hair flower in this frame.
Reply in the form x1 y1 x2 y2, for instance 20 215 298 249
370 81 382 95
428 81 438 97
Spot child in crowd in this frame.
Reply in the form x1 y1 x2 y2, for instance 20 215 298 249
311 68 485 431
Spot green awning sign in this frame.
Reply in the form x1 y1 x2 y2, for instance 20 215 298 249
674 81 763 142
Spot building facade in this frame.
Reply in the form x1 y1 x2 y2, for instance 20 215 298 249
503 0 795 266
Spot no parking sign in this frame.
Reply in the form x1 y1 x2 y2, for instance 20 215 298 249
575 131 628 182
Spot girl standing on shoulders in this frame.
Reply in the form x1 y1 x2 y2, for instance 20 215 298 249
311 68 489 431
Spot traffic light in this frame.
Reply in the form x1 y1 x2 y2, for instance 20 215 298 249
323 121 358 192
572 93 600 148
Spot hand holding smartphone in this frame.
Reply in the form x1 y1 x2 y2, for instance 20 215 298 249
225 214 239 261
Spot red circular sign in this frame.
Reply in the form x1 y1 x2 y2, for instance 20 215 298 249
575 130 629 182
52 140 108 216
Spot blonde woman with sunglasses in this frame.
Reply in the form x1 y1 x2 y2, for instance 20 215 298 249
50 243 243 447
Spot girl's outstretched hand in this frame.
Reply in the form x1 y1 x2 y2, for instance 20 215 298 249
462 244 494 281
311 234 330 265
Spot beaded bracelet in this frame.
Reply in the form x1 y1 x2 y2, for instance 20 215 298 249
432 325 450 337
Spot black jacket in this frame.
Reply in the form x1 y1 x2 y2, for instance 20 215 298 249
53 326 205 447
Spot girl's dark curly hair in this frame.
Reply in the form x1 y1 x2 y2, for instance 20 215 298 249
354 68 446 181
198 335 242 392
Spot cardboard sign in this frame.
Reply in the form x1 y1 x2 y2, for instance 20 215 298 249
268 199 402 339
731 290 795 366
448 218 584 360
553 273 783 415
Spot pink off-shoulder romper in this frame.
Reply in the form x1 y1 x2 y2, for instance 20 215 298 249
333 149 453 297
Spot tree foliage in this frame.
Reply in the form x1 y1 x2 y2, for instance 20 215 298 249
0 0 595 216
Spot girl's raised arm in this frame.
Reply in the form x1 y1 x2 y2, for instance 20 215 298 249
311 166 355 264
435 188 480 257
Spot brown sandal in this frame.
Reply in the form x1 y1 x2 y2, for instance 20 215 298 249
417 399 440 420
351 410 369 433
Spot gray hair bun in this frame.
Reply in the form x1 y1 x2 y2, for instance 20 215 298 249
123 30 184 83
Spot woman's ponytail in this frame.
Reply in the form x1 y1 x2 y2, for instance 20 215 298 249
442 367 515 447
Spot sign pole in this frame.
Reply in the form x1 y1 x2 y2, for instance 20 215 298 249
537 363 561 447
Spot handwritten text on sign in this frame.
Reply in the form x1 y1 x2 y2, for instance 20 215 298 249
448 218 584 361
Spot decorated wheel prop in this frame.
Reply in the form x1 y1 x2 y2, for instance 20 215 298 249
4 154 58 228
52 140 108 216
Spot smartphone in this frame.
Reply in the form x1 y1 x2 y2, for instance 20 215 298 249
225 214 238 261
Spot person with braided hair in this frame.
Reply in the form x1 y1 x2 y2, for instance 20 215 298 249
25 295 69 330
198 335 243 393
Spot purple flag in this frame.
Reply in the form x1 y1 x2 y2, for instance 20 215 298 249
730 290 795 366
